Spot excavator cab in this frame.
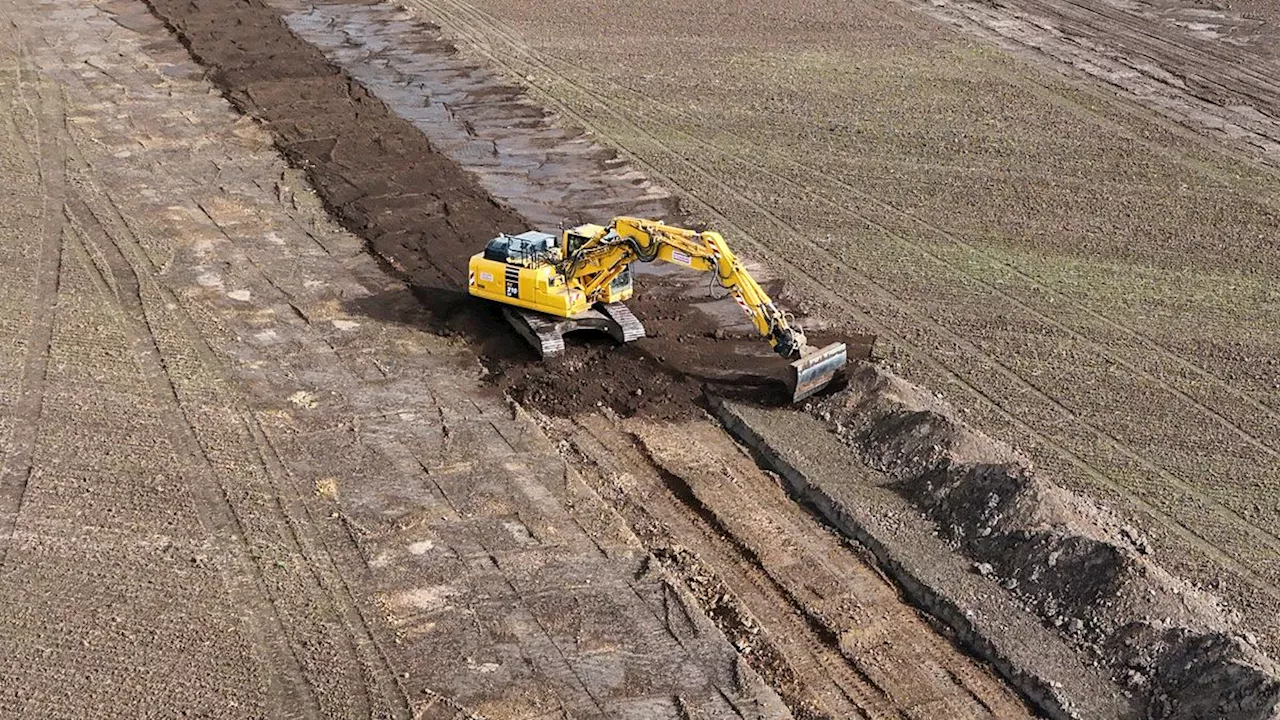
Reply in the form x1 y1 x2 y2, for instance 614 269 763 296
483 230 559 266
563 223 606 257
602 266 632 304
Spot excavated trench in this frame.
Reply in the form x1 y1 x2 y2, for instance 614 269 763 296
141 0 870 422
730 366 1280 719
139 0 1280 717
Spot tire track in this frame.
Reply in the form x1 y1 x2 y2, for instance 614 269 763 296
1032 0 1280 111
61 101 414 717
0 53 64 568
922 0 1280 162
71 165 419 719
564 421 908 720
61 153 326 720
409 0 1280 595
635 423 1034 719
421 0 1280 439
248 418 416 720
562 415 1034 719
1 1 565 716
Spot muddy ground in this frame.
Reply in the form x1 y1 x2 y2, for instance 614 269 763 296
400 0 1280 665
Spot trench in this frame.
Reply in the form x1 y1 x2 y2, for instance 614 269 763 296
713 400 1088 720
135 0 1059 717
141 0 871 424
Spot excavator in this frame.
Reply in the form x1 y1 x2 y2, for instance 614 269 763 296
467 216 848 402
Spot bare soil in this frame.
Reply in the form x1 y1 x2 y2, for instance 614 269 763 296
404 0 1280 667
0 0 1033 718
11 0 1278 714
131 0 1030 713
549 410 1037 719
233 0 1280 714
144 0 872 423
810 364 1280 718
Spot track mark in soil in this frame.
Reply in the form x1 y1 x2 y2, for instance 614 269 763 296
556 414 1034 719
53 39 412 711
923 0 1280 165
409 0 1280 611
281 3 677 232
143 0 871 421
412 0 1280 470
59 148 327 719
560 422 864 720
0 58 64 567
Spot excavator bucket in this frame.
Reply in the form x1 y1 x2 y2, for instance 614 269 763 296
786 342 848 402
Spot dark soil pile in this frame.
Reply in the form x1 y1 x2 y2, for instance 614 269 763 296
810 364 1280 719
141 0 869 421
141 0 526 287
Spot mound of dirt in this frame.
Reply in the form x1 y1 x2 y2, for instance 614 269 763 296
810 363 1280 719
417 277 829 419
143 0 871 423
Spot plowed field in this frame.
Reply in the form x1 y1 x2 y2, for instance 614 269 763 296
405 0 1280 655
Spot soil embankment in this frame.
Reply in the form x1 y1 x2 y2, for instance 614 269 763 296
135 0 1280 717
804 365 1280 719
409 0 1280 667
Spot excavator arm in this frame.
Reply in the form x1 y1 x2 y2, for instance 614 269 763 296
467 215 849 401
563 217 848 399
565 217 803 356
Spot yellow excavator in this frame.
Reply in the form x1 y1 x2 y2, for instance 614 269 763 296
467 216 848 402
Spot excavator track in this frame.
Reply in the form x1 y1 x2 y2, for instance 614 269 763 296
596 302 646 343
502 302 646 358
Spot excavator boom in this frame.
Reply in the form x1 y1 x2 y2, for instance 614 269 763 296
468 217 852 401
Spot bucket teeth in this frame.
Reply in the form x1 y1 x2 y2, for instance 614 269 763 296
787 342 848 402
